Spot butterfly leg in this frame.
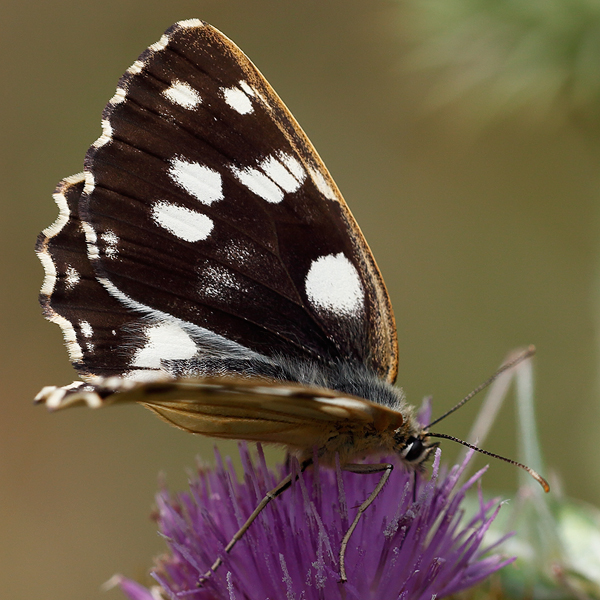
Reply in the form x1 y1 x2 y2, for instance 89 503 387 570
200 457 313 583
338 462 393 583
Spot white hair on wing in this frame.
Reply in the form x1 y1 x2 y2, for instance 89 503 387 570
98 277 264 360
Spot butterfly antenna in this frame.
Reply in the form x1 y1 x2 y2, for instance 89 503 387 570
425 345 536 429
427 431 550 492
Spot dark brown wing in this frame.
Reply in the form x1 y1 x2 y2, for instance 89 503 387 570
37 20 397 384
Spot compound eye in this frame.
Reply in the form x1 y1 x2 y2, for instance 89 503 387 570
402 437 426 463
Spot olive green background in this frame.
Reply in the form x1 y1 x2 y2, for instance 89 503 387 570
2 1 599 599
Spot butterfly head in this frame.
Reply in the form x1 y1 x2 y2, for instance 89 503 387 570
396 430 437 467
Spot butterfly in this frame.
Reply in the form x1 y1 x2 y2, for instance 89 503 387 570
35 19 548 583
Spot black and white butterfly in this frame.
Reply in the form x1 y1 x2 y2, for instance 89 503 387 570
35 19 547 582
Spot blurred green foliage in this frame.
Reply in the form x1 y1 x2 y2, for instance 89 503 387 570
401 0 600 127
457 348 600 599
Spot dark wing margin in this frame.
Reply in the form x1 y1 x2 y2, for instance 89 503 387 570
38 19 398 383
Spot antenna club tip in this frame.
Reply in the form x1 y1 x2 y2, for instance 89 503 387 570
530 469 550 493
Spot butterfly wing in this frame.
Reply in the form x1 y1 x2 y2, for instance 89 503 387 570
38 20 397 387
37 175 158 376
36 376 405 452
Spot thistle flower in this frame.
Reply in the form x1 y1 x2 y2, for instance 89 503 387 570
114 442 513 600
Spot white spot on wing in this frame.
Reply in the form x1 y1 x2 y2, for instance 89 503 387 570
83 172 95 195
38 251 57 296
315 396 372 412
178 19 204 29
41 187 69 239
307 165 338 201
149 34 169 53
315 405 348 418
65 266 80 290
38 384 94 410
222 240 252 265
152 201 214 242
280 153 306 184
132 322 198 369
252 386 295 396
238 80 255 97
110 88 127 105
82 222 100 261
169 158 223 205
250 86 270 108
261 153 305 193
47 313 83 363
94 119 113 148
163 81 201 109
222 86 254 115
80 324 95 352
128 60 144 75
126 369 172 382
230 165 284 204
97 277 264 363
305 252 364 316
101 230 119 258
201 264 245 298
230 153 305 204
38 175 85 296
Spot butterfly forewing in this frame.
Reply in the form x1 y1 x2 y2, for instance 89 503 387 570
64 19 398 383
35 376 405 458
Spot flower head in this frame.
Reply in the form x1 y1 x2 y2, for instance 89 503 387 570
116 441 513 600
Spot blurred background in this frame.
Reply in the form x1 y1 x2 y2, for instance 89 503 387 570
2 1 600 598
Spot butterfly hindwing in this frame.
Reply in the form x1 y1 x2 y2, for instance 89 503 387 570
37 175 147 377
39 19 398 386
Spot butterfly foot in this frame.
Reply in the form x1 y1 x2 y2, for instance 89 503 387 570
197 570 213 588
197 556 222 587
337 563 348 584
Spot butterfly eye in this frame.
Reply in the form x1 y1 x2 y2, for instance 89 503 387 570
401 436 427 463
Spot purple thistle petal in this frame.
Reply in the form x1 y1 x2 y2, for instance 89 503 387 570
119 444 513 600
106 576 158 600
